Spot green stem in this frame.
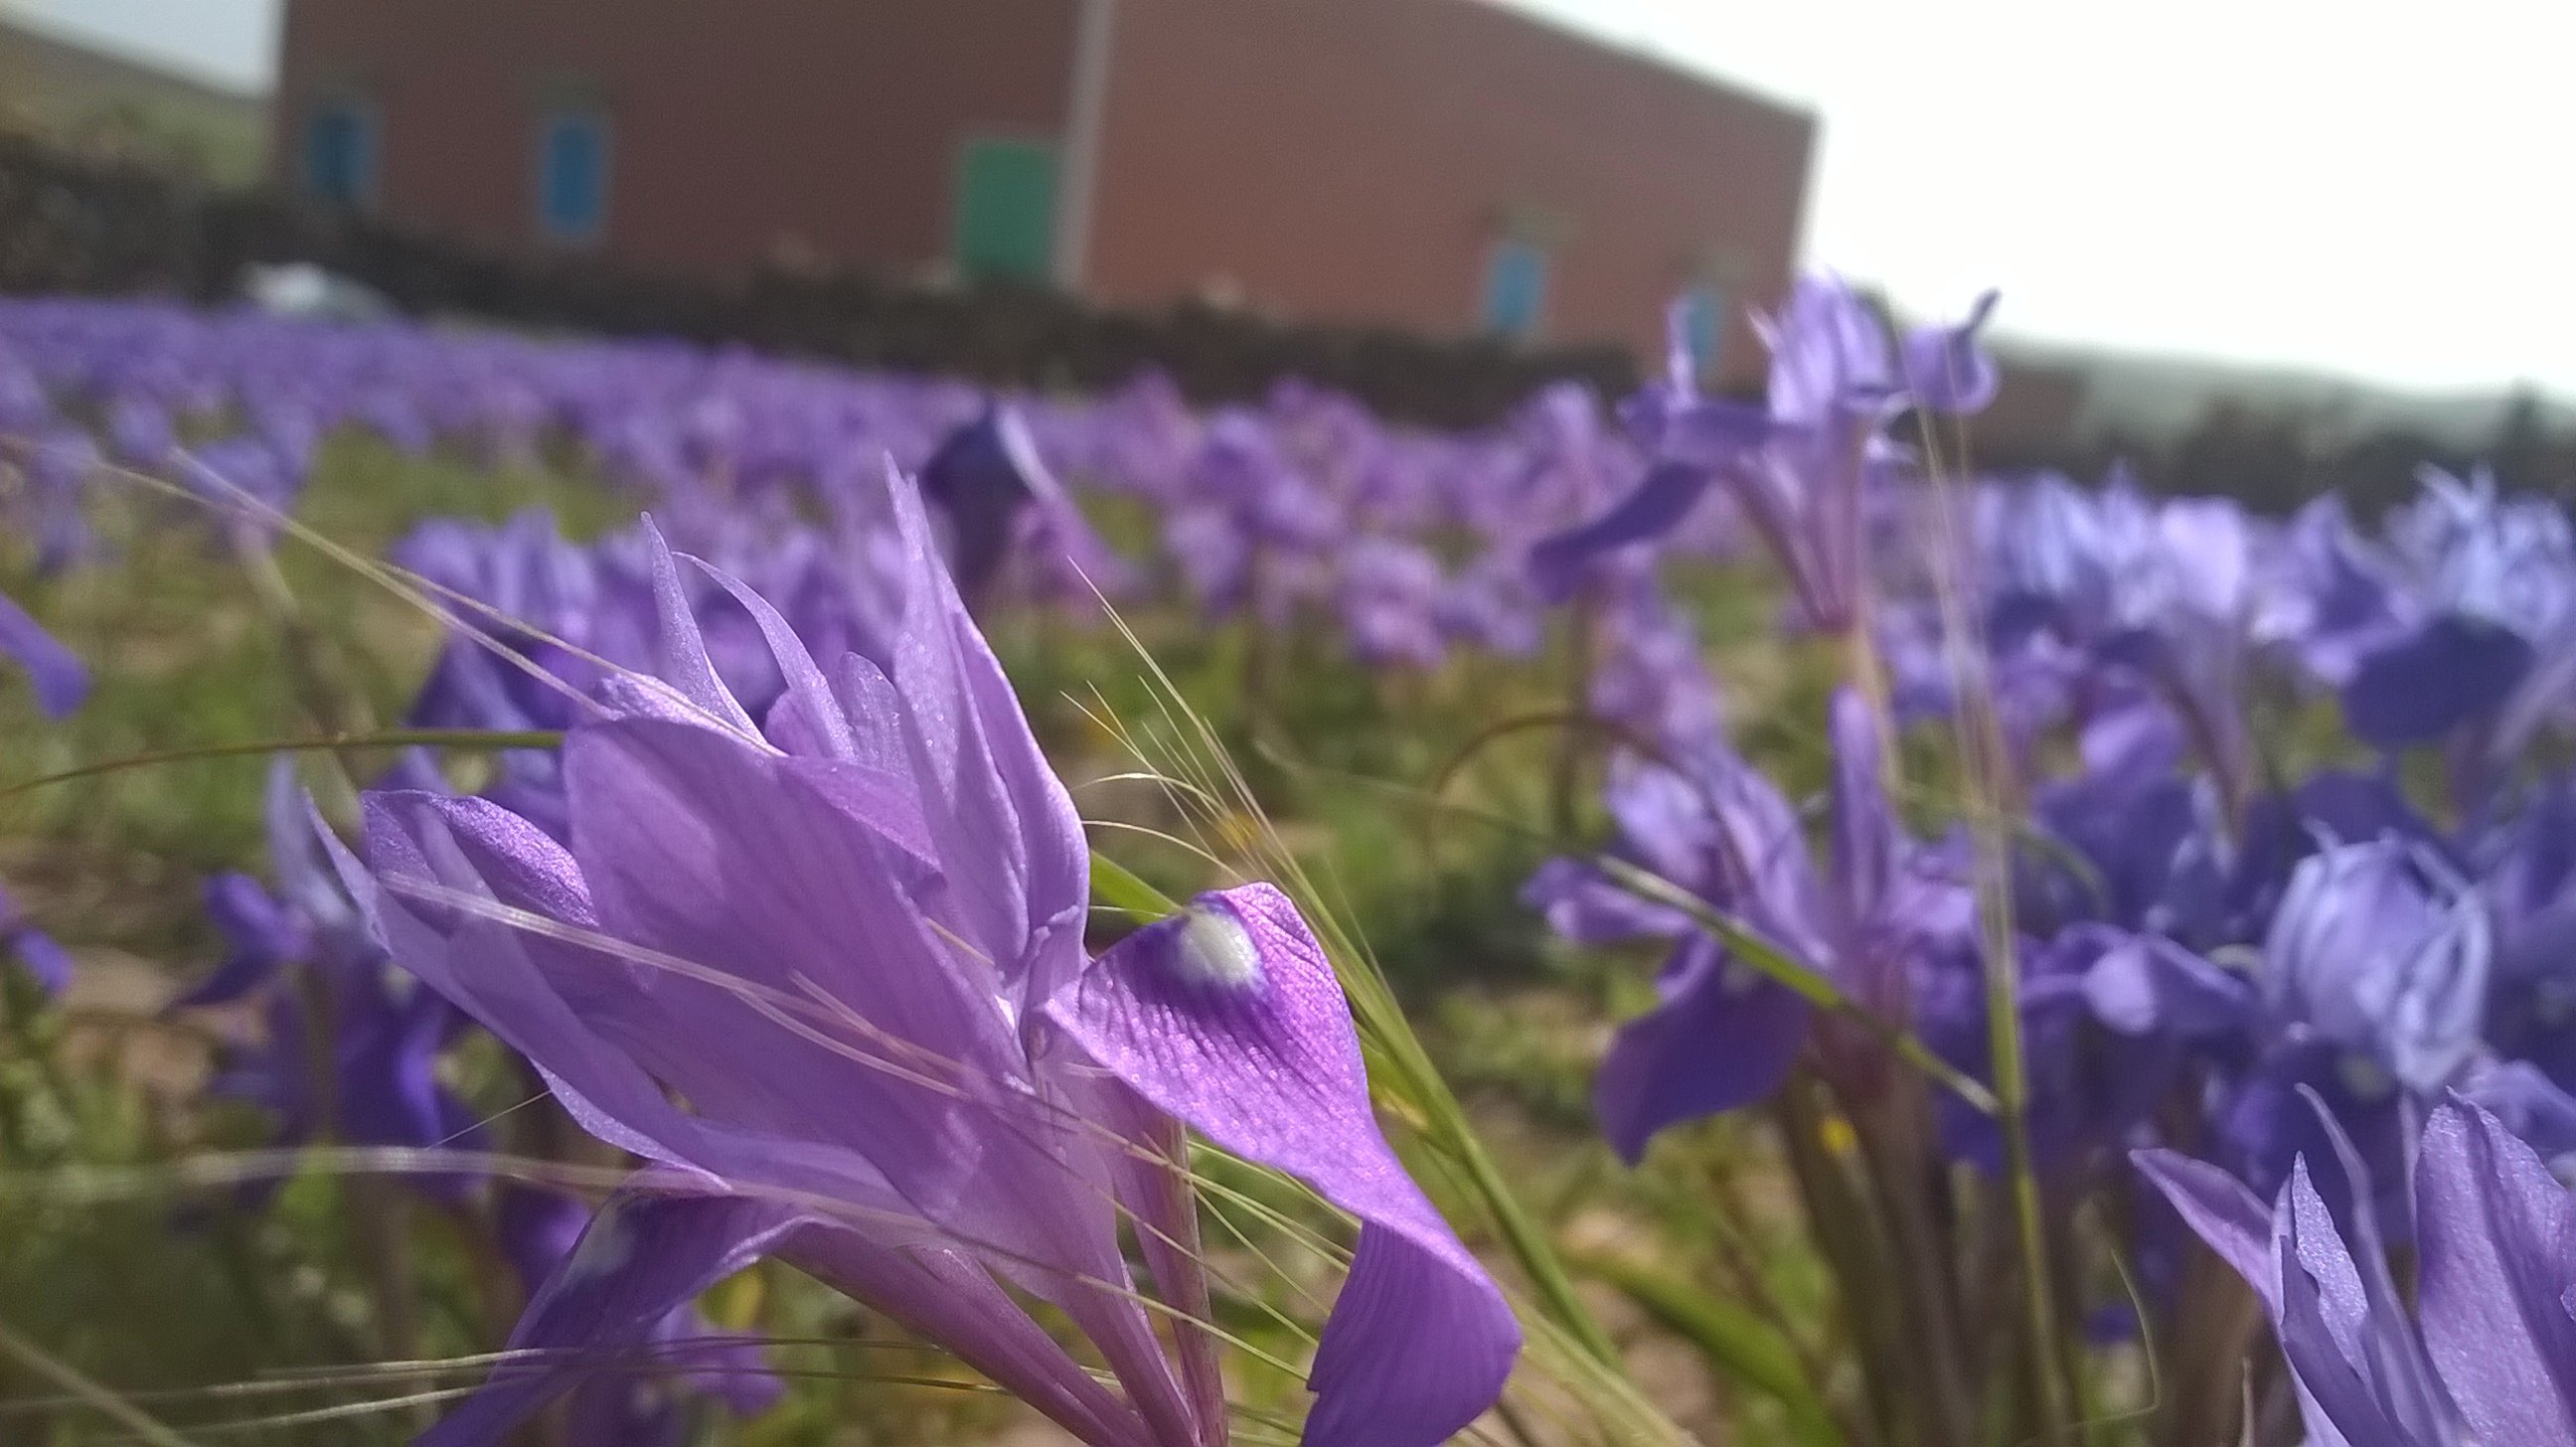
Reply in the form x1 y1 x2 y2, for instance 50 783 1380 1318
1592 857 1999 1116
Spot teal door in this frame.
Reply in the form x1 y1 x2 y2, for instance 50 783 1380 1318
953 139 1058 283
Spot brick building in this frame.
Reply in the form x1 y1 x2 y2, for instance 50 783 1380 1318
273 0 1812 382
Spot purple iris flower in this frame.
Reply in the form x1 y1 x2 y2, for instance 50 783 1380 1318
362 474 1518 1446
2020 701 2230 946
1529 690 1971 1160
1530 275 1997 630
919 402 1126 608
489 1185 781 1447
0 588 87 719
2261 836 2491 1097
2466 777 2576 1092
2250 492 2411 688
2194 836 2494 1221
2344 466 2576 752
0 878 73 996
176 762 486 1203
20 425 100 573
1585 576 1726 753
1931 924 2248 1173
2140 1095 2576 1445
1336 537 1449 670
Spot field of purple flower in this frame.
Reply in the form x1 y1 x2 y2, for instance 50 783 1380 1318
3 277 2572 1447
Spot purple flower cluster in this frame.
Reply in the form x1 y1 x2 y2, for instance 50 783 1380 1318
12 268 2576 1443
0 297 1737 727
362 482 1517 1445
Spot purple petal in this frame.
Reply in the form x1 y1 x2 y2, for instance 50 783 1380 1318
0 588 87 719
640 519 760 739
1526 461 1712 602
11 927 73 996
2414 1098 2576 1443
2077 931 2250 1039
421 1187 801 1447
878 466 1091 1016
786 1232 1154 1447
2132 1147 2281 1315
173 874 302 1008
1596 936 1809 1162
1899 290 2001 413
1045 884 1521 1447
1827 689 1897 918
1520 857 1690 945
2276 1158 2454 1446
2343 615 2533 748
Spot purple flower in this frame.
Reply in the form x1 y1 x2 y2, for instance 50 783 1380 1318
2251 493 2410 687
1932 925 2245 1172
483 1185 781 1447
1585 578 1725 752
1531 690 1971 1160
2139 1096 2576 1445
2344 466 2576 754
1336 537 1449 670
2262 837 2490 1095
175 762 485 1203
919 402 1124 607
362 475 1518 1445
0 879 73 996
0 588 87 719
1530 275 1996 628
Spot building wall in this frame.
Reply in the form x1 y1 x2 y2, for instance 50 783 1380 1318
271 0 1078 277
1079 0 1813 384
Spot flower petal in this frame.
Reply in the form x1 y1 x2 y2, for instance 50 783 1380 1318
1526 460 1712 602
420 1186 801 1447
1596 935 1808 1163
0 588 86 719
1045 884 1522 1447
2414 1098 2576 1444
2132 1147 2280 1316
2342 614 2532 748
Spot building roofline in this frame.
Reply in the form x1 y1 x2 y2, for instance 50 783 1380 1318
1462 0 1816 128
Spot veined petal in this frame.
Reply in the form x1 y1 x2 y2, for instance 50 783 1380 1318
363 789 917 1216
2278 1159 2459 1446
880 465 1091 1015
640 519 760 740
1044 884 1521 1447
2414 1098 2576 1443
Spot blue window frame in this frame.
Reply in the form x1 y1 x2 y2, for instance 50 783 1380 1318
302 100 374 208
1482 239 1550 339
1681 282 1729 379
537 111 609 243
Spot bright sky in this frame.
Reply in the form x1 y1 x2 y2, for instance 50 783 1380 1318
16 0 2576 395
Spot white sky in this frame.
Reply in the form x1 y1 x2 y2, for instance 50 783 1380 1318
15 0 2576 395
